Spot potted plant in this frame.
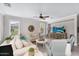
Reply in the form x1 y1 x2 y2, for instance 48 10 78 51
5 35 14 43
28 47 35 56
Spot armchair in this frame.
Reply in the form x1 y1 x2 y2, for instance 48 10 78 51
50 40 67 56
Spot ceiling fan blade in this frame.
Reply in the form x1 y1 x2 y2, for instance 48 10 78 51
43 16 49 19
33 16 39 18
44 16 49 18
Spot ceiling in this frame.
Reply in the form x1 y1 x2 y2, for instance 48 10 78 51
0 3 79 19
0 3 42 18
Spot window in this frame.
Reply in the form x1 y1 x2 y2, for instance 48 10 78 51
9 21 20 38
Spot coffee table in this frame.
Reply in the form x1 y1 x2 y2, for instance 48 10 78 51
36 39 47 48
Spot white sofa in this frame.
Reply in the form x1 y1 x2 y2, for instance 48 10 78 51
10 38 37 56
45 39 72 56
67 36 75 50
13 44 37 56
0 37 38 56
50 40 67 56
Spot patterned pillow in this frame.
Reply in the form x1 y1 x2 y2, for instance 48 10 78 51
52 26 65 33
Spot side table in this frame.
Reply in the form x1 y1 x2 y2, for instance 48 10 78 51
36 39 47 48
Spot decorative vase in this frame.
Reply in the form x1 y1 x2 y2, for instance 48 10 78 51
28 48 35 56
29 51 35 56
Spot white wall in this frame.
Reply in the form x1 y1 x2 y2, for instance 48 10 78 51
50 14 77 45
0 14 3 42
3 15 40 38
51 19 75 38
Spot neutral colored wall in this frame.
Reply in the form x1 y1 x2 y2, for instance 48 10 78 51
0 4 5 14
0 14 3 43
50 14 77 45
3 15 40 38
51 19 75 38
77 14 79 27
77 14 79 44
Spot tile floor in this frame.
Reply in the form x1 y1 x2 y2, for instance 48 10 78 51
37 44 47 56
37 44 79 56
71 46 79 56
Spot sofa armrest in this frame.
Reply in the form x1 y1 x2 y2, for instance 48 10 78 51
13 45 37 56
65 43 71 56
13 47 27 56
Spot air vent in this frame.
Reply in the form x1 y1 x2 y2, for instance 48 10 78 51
3 3 11 7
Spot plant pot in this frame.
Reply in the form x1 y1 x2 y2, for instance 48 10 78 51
28 51 35 56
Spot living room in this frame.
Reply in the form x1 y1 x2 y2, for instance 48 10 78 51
0 3 78 56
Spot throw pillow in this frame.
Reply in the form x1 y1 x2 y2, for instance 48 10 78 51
21 40 31 47
15 36 23 49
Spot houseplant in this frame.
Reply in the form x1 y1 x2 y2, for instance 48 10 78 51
5 35 14 43
28 47 35 56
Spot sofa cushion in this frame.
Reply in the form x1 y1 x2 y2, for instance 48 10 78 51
21 40 32 47
13 44 37 56
15 38 23 49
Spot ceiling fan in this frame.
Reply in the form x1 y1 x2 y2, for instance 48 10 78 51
3 3 11 7
33 13 49 20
